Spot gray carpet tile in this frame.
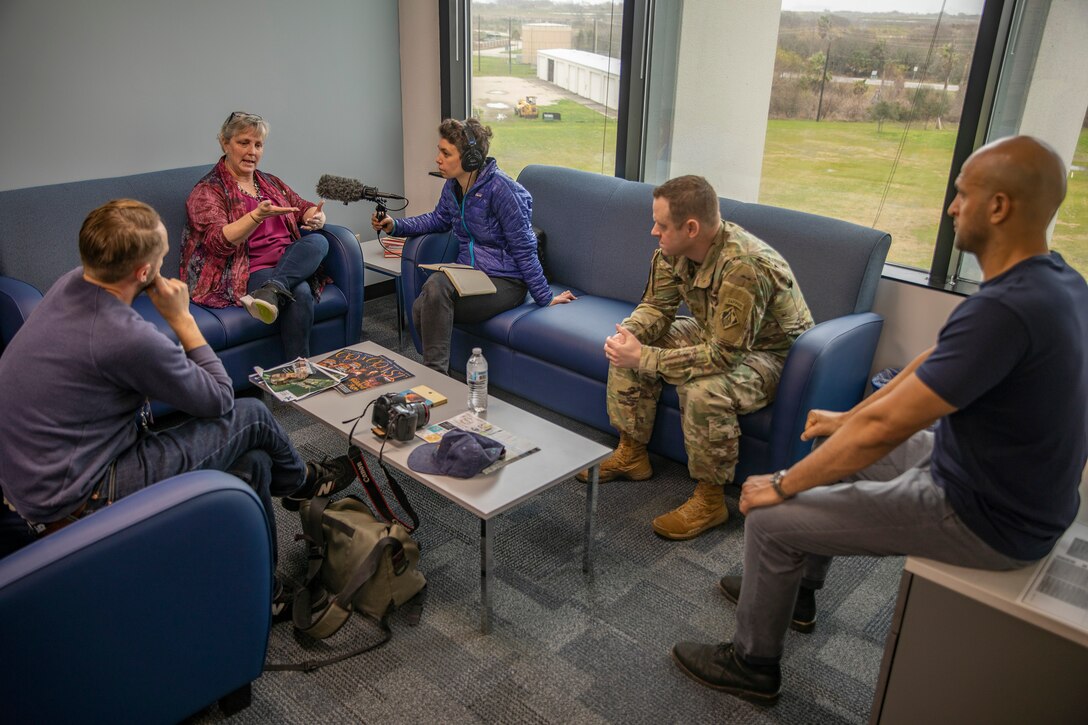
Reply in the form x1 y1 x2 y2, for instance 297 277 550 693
187 291 901 724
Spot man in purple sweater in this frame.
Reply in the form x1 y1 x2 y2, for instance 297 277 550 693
0 199 353 613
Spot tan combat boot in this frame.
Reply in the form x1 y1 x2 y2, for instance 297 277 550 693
651 482 728 540
576 433 653 483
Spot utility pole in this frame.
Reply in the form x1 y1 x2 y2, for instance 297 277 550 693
508 17 512 74
816 45 831 121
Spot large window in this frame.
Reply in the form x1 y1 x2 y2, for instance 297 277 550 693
446 0 1087 284
462 0 624 178
956 0 1088 282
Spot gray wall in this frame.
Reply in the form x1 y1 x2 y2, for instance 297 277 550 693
0 0 404 239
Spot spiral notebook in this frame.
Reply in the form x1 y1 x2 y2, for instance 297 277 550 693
418 263 497 296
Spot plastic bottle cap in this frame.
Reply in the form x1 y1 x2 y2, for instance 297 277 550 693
472 347 482 354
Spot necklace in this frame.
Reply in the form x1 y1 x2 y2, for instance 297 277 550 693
238 177 263 202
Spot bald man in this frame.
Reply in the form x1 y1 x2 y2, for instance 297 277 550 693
669 136 1088 705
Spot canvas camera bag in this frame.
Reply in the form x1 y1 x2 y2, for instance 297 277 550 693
294 494 425 638
265 450 426 672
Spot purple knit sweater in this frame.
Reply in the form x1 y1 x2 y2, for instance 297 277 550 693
0 269 233 523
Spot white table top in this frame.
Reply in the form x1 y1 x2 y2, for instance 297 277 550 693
359 238 403 277
294 341 611 519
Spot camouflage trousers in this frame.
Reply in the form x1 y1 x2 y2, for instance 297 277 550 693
606 318 782 486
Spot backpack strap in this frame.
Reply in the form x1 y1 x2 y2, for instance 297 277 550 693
264 619 392 673
299 495 331 585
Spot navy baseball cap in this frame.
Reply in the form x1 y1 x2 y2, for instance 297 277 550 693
407 429 505 478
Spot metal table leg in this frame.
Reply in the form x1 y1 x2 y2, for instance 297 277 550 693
480 517 493 633
394 276 405 349
583 464 599 576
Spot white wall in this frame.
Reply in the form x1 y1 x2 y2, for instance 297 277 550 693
398 0 443 217
0 0 404 240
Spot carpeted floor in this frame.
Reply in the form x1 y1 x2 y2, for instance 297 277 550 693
190 291 902 725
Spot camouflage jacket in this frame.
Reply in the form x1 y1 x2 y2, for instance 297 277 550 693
624 222 814 385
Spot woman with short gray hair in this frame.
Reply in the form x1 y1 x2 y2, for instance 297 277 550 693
181 111 329 363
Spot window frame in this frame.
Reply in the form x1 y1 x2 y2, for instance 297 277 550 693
439 0 1043 297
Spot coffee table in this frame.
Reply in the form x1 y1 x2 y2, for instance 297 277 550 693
293 341 612 632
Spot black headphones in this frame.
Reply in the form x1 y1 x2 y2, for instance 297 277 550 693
460 120 485 172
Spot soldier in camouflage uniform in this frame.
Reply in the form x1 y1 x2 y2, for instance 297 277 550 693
579 175 813 540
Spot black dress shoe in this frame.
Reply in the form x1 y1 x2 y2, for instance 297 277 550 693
671 641 781 706
718 575 816 633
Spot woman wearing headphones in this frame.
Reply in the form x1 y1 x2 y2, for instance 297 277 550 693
372 117 575 374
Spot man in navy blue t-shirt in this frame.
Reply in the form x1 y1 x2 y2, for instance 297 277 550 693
669 136 1088 705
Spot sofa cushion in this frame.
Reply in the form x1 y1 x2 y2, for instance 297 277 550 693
455 283 583 347
201 283 349 348
129 284 347 352
506 294 631 382
0 166 208 294
726 204 889 323
131 298 227 350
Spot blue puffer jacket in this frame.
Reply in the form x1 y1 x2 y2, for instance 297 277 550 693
392 158 552 306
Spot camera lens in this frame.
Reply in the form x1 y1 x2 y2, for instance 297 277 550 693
405 400 430 427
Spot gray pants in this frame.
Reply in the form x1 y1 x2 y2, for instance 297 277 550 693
412 271 528 373
735 431 1033 664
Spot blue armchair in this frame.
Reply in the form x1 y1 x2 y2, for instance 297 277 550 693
0 470 273 723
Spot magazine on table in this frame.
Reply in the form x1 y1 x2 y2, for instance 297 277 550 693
251 358 344 402
314 349 414 394
415 411 539 475
1017 521 1088 632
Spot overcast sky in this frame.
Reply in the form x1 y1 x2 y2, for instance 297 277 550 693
781 0 984 13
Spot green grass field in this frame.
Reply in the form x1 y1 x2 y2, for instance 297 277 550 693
483 92 1086 273
472 55 537 78
486 99 618 176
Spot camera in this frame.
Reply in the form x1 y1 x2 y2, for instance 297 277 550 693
372 392 431 441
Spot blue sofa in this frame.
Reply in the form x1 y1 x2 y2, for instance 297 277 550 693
0 165 365 387
0 470 272 722
400 165 890 482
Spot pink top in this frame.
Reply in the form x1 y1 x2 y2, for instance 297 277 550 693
239 195 293 272
181 158 329 308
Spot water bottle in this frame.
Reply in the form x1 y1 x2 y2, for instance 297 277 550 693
467 347 488 415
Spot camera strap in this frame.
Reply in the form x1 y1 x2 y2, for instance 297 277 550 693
346 444 420 533
345 407 420 533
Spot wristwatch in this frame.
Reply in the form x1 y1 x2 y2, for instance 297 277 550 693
770 469 792 501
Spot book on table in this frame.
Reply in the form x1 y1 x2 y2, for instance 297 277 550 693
416 411 539 475
397 385 448 408
418 263 497 296
380 236 406 257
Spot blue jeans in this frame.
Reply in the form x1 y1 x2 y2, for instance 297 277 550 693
105 398 305 564
248 233 328 361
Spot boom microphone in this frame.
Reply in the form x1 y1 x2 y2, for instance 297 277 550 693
316 174 406 203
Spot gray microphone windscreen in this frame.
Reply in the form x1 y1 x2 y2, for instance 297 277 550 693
316 174 365 203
